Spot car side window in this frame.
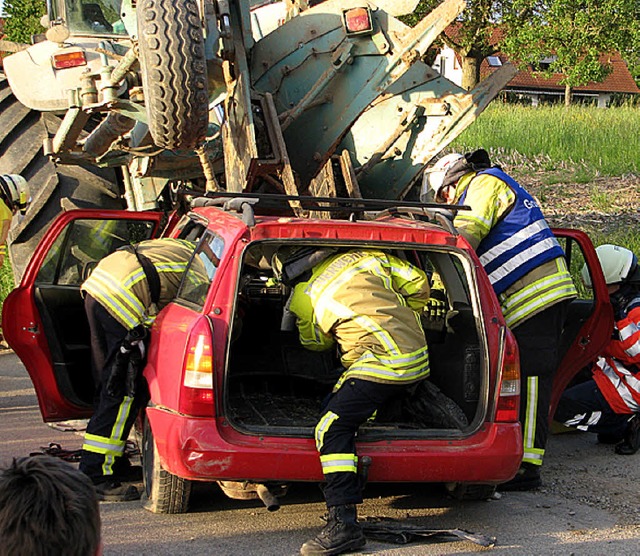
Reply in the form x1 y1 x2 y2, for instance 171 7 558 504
36 219 156 285
177 232 224 307
556 236 592 300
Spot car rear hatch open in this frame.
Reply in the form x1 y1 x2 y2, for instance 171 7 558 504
223 237 496 442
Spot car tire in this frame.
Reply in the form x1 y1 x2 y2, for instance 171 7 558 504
141 415 192 514
0 74 123 283
136 0 209 150
445 482 497 501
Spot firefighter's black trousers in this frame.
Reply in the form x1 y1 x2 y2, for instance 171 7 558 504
79 295 147 481
512 300 569 467
315 378 407 507
555 378 631 437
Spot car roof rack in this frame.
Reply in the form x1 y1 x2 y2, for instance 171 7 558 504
190 191 470 234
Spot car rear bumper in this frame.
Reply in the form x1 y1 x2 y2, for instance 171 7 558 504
147 407 522 484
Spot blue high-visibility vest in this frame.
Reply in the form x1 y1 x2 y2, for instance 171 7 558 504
461 167 565 295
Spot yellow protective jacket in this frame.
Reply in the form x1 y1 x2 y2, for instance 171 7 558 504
0 198 13 263
289 249 431 388
452 172 576 329
81 238 194 329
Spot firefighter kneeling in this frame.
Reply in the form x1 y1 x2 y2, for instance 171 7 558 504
79 238 194 501
272 247 434 556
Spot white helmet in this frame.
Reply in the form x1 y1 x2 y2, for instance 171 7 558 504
0 174 30 215
581 244 637 287
421 153 464 201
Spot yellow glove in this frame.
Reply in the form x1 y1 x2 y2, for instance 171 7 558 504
425 289 447 321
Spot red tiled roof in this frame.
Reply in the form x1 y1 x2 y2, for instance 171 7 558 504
481 52 640 95
445 23 639 95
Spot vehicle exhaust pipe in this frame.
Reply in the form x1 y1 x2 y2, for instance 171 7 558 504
256 484 280 512
217 480 287 511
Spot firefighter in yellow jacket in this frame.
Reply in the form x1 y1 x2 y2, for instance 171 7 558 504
272 247 431 556
0 174 30 267
79 237 195 501
0 174 30 346
426 150 577 491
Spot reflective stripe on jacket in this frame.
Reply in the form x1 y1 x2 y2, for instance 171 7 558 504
81 238 194 329
460 168 565 294
454 169 576 329
498 257 577 329
592 356 640 414
289 249 431 387
593 292 640 413
0 198 12 259
605 294 640 364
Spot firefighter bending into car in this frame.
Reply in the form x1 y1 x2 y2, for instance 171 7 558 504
272 247 433 556
556 244 640 455
426 150 577 491
79 238 195 501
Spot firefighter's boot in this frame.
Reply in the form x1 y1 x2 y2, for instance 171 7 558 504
300 504 366 555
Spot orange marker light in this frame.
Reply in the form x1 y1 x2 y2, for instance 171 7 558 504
51 50 87 70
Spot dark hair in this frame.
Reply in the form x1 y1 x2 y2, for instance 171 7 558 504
0 456 101 556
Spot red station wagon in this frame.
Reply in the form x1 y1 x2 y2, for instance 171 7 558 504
4 198 612 513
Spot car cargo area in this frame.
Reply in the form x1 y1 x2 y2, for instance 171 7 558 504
225 242 488 439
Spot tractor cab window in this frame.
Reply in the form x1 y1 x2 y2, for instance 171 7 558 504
61 0 128 35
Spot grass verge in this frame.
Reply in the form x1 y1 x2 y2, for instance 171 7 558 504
0 258 14 332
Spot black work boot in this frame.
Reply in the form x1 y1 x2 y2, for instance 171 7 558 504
93 477 141 502
615 414 640 455
300 504 366 556
497 462 542 491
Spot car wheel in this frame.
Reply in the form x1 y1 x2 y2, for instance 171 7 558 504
136 0 209 150
445 482 497 501
141 415 192 514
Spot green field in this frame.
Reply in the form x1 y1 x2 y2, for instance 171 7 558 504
452 102 640 177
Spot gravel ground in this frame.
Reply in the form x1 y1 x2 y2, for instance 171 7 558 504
542 426 640 527
512 170 640 237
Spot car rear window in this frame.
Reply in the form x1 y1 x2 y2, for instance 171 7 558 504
177 232 225 307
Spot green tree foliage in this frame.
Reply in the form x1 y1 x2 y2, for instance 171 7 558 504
502 0 640 105
2 0 46 44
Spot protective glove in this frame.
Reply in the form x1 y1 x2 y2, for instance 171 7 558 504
424 289 447 322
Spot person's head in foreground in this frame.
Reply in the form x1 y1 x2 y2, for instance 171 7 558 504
0 455 102 556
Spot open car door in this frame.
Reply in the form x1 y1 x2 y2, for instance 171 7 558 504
550 228 613 417
3 209 164 422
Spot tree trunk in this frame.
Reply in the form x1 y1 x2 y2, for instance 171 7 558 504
564 83 572 107
460 56 480 91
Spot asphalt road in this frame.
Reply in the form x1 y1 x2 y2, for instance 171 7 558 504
2 350 640 555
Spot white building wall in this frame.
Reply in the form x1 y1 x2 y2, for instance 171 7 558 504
431 45 463 87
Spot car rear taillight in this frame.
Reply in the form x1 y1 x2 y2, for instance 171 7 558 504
51 50 87 69
179 317 215 416
494 327 520 423
343 7 373 35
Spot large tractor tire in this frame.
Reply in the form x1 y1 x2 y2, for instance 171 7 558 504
137 0 209 150
0 74 123 283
